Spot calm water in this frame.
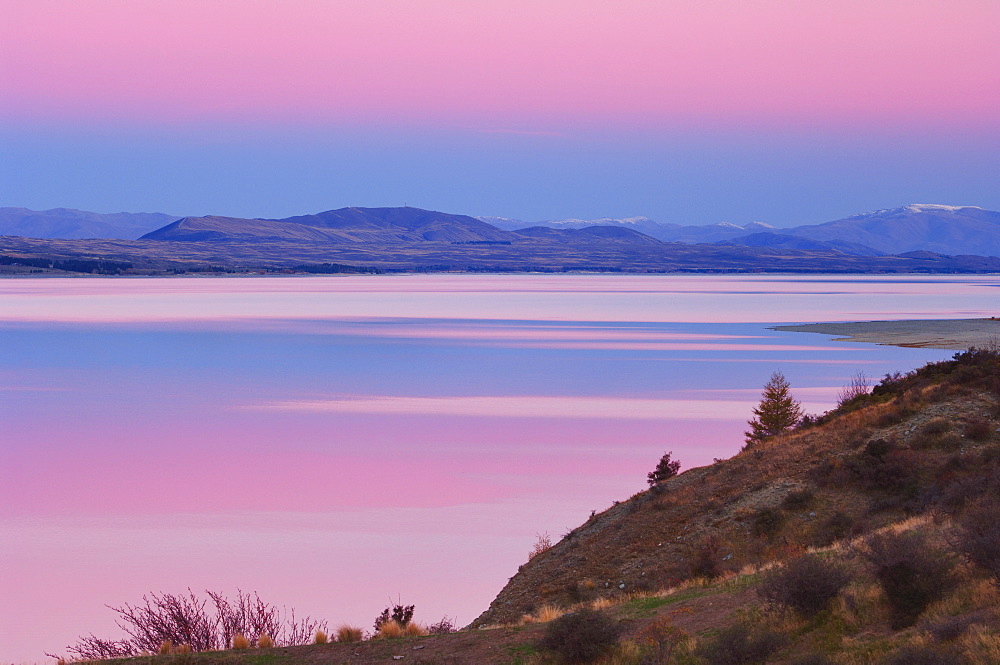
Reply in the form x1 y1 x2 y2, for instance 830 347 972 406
2 274 997 661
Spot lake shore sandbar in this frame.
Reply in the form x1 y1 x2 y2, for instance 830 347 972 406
772 318 1000 350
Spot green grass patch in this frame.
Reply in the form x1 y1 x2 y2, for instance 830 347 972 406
507 642 539 665
627 588 710 616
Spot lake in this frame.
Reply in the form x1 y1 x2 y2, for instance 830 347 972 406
2 274 997 661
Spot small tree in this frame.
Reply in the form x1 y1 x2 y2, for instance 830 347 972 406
745 371 803 448
647 451 681 486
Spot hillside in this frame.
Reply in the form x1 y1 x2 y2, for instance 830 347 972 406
0 207 179 240
63 347 1000 664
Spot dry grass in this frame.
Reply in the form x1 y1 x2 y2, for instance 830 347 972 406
174 644 191 654
403 622 427 637
256 634 273 649
335 625 364 643
313 629 328 644
521 603 567 624
375 620 405 639
923 577 999 622
158 640 173 655
589 596 616 610
832 580 889 632
232 634 250 650
961 624 1000 665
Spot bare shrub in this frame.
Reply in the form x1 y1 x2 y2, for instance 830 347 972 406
60 635 132 661
61 588 328 658
538 608 621 664
838 371 871 407
426 616 456 634
335 625 364 643
863 530 956 629
530 532 554 560
757 554 850 617
697 623 787 665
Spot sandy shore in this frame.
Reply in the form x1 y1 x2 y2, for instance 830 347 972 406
772 318 1000 350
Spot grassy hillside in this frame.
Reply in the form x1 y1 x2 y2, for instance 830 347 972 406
61 348 1000 664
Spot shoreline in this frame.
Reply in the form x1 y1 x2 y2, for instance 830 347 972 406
772 318 1000 350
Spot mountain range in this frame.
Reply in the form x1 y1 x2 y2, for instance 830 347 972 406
5 203 1000 259
3 203 1000 274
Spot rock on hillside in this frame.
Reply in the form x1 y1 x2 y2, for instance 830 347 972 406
471 347 1000 628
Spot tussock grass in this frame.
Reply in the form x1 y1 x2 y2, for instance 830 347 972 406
375 619 405 639
313 629 328 644
231 633 250 649
256 633 273 649
403 622 427 637
335 625 363 643
158 640 173 655
521 604 567 624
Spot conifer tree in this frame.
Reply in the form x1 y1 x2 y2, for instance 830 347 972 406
647 451 681 486
745 371 803 448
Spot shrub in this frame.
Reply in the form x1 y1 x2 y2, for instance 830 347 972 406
690 535 724 580
757 554 850 617
647 451 681 486
426 616 456 635
921 418 951 436
782 489 815 511
633 617 688 664
813 511 854 546
313 629 328 644
697 624 787 665
374 601 414 631
752 507 784 538
538 608 621 664
954 501 1000 584
530 532 554 560
863 530 956 629
964 418 993 441
837 371 871 408
257 633 273 649
335 625 363 643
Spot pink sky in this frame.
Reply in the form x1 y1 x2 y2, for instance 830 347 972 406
3 0 999 130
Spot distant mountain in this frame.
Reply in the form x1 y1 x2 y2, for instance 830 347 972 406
0 207 179 239
512 225 663 244
780 204 1000 257
144 207 517 243
478 215 776 243
719 232 885 256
